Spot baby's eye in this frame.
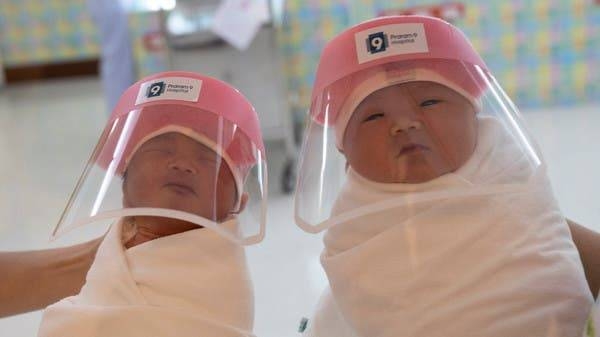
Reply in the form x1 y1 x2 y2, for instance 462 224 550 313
420 99 442 107
363 112 385 122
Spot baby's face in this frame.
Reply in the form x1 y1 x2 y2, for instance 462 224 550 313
122 132 238 221
342 81 478 184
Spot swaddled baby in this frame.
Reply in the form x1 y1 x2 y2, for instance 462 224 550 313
38 72 264 337
304 32 593 337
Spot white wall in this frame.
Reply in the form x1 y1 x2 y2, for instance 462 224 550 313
524 103 600 230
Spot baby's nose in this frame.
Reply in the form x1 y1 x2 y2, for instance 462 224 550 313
390 119 422 135
168 158 197 174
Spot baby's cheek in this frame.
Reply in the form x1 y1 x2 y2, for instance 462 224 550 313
139 171 162 192
360 124 386 143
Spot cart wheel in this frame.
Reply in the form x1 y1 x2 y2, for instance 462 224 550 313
281 159 296 194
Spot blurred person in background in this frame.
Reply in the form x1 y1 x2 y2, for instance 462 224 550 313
87 0 136 113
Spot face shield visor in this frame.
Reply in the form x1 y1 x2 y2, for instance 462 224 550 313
294 20 543 234
295 16 543 232
52 73 267 246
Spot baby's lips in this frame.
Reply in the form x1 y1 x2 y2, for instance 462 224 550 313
397 143 430 157
163 176 198 195
163 183 197 196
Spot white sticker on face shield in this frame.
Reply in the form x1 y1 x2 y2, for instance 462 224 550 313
135 77 202 105
355 23 429 64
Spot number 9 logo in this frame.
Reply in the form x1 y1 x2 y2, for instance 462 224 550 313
367 32 387 54
371 37 383 51
147 82 166 98
150 85 162 95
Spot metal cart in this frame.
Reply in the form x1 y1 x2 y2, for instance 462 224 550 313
157 0 297 193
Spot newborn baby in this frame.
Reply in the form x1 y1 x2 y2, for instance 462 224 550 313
38 72 266 337
298 15 593 337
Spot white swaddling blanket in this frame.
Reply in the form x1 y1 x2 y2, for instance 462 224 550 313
307 117 593 337
38 220 255 337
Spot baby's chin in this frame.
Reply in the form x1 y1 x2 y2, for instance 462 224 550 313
137 201 221 222
393 171 443 184
392 154 457 184
356 164 449 184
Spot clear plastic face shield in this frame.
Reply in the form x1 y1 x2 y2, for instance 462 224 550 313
295 59 544 233
53 103 267 246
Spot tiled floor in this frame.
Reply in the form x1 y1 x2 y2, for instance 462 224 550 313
0 77 598 337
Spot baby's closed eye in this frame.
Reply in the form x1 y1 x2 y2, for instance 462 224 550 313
363 112 385 122
420 99 442 107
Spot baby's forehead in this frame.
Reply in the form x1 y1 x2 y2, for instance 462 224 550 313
143 132 212 153
135 132 231 167
133 132 236 177
355 81 469 110
368 81 457 98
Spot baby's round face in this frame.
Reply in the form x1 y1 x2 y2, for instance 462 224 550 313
122 132 238 221
342 81 478 184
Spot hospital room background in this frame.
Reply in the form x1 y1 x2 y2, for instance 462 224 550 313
0 0 599 336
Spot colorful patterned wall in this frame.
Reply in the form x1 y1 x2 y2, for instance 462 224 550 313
0 0 167 78
279 0 600 112
0 0 99 66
